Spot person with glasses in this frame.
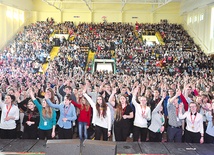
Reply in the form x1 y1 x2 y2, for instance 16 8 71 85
179 102 204 143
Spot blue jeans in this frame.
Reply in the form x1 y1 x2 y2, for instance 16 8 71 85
78 122 88 141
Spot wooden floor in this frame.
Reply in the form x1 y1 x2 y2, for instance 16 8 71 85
0 139 214 155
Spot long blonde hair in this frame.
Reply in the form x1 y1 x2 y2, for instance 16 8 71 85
115 94 128 121
42 100 53 118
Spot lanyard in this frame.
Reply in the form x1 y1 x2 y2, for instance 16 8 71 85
28 113 32 121
122 106 127 115
6 104 12 118
141 105 146 116
64 105 71 117
190 113 197 125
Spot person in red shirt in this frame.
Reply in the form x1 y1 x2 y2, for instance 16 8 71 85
71 97 91 141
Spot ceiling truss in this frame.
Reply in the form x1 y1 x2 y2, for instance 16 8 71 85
43 0 174 12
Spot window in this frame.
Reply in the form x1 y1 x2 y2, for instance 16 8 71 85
13 11 18 20
189 16 192 24
211 7 214 39
19 12 24 22
199 14 204 21
194 15 197 23
6 9 12 19
6 6 24 23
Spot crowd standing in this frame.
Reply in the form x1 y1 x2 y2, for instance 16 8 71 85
0 19 214 144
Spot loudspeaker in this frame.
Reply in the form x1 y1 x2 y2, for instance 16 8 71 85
139 142 169 154
117 142 141 154
46 139 80 155
82 140 116 155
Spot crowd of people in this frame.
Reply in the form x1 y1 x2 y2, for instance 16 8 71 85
0 19 214 144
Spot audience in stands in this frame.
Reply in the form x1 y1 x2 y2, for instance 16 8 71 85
0 20 214 145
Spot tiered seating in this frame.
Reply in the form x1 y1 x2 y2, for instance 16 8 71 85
42 47 60 73
80 46 90 52
155 32 165 45
85 50 96 72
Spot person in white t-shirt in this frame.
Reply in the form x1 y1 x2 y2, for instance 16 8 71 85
132 86 151 142
83 86 111 141
0 94 19 139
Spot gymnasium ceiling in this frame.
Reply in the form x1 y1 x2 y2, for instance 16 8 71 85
42 0 182 12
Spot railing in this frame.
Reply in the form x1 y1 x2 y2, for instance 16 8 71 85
155 32 165 45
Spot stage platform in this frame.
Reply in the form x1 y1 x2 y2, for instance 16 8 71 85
0 139 214 155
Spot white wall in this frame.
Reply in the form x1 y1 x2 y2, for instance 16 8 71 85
0 0 33 11
0 4 26 49
181 1 214 54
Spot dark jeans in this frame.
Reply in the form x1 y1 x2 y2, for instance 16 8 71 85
95 125 108 141
167 125 182 142
133 126 148 142
114 123 130 142
58 127 73 139
0 128 17 139
23 129 38 139
149 130 162 142
185 130 201 143
38 129 52 140
205 133 214 143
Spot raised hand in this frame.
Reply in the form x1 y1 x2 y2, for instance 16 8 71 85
29 88 35 100
112 87 117 95
44 92 49 99
133 86 139 96
176 89 181 97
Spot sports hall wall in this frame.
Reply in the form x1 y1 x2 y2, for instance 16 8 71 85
32 0 182 24
180 0 214 55
0 0 213 54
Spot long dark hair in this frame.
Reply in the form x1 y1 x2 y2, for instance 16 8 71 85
25 100 39 117
211 110 214 126
96 95 107 118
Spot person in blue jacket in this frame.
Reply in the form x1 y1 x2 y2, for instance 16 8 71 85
45 93 77 139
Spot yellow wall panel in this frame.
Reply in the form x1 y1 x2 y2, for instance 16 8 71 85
93 3 121 12
153 13 182 23
33 0 58 12
63 12 91 24
93 11 122 23
123 12 152 24
0 5 6 49
123 4 152 12
37 11 61 22
1 0 33 10
0 5 25 49
155 2 181 14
